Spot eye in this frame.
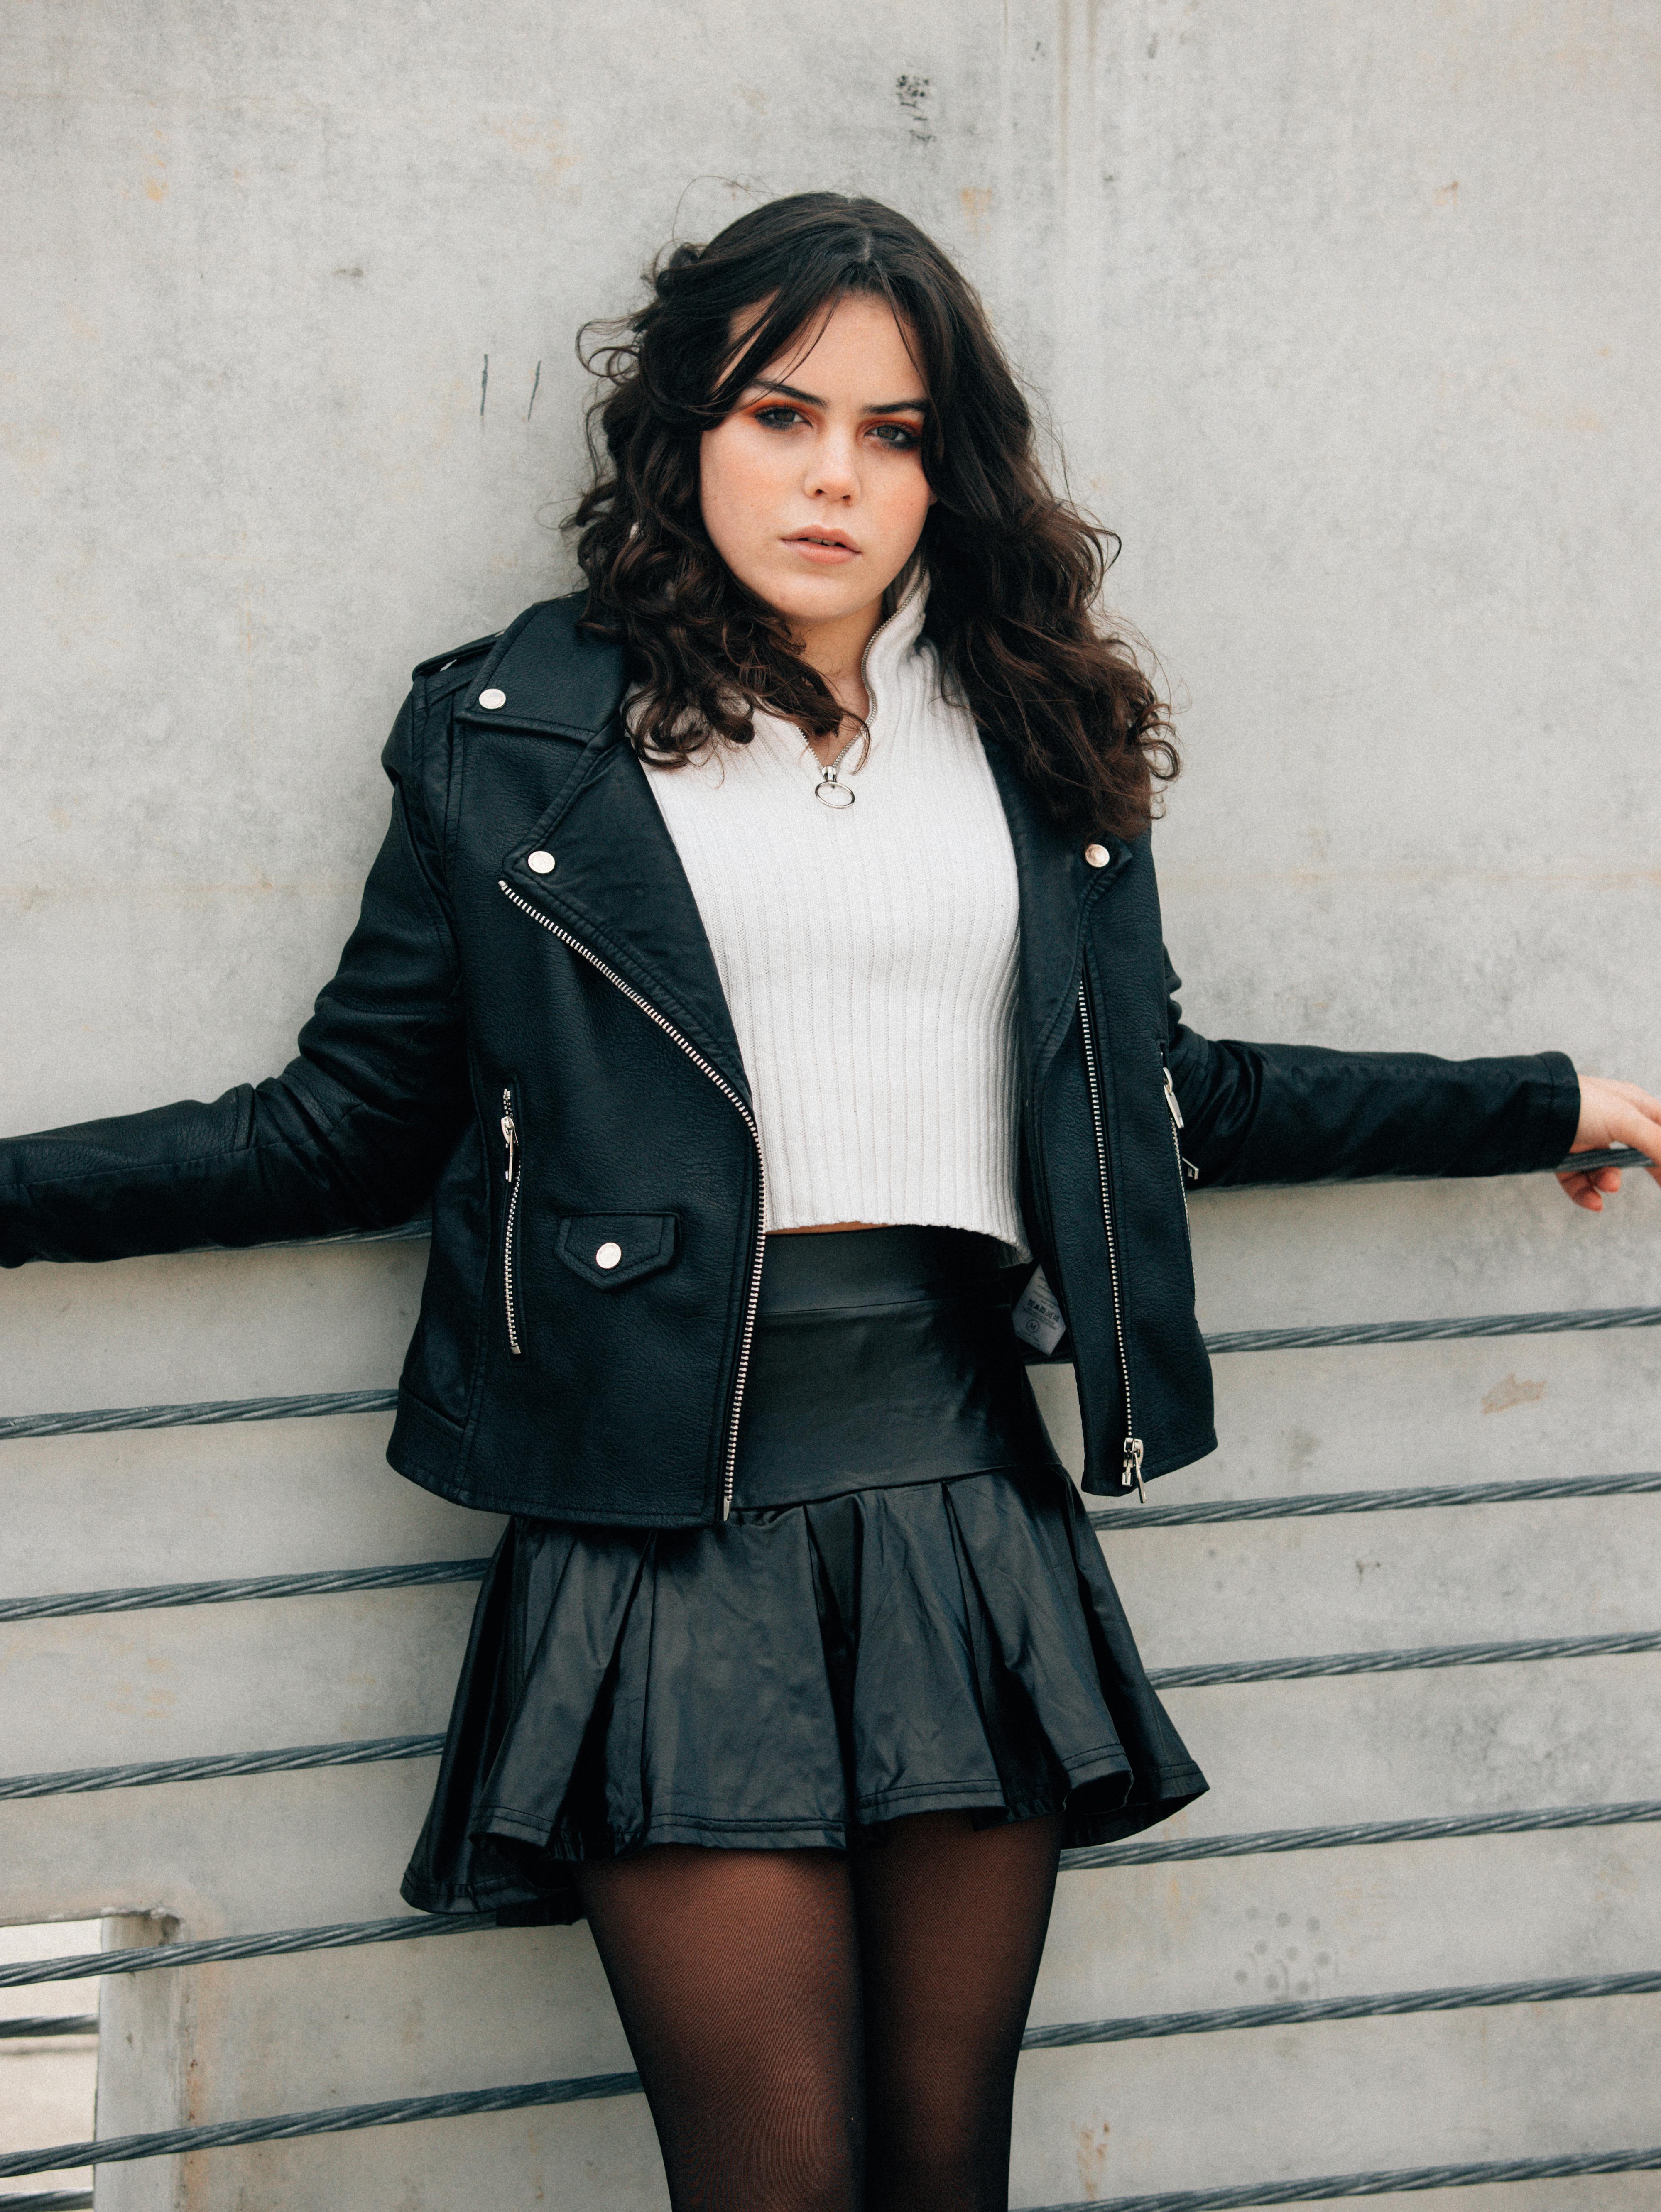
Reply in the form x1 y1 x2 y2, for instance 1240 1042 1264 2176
752 405 806 430
869 421 923 451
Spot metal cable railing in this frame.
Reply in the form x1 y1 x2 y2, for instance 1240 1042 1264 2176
0 1734 446 1801
0 1912 501 1992
1064 1796 1661 1869
4 1159 1658 2201
1020 2145 1661 2210
1093 1466 1661 1529
1149 1626 1661 1687
0 1556 493 1624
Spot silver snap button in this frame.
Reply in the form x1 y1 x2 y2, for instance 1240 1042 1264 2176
1083 842 1110 869
526 849 556 875
478 688 506 710
594 1240 622 1270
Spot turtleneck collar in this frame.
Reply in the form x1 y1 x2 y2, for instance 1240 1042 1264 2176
858 568 930 724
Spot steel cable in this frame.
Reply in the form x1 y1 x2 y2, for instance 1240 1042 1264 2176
1017 1965 1661 2051
0 1912 501 1991
1092 1467 1661 1529
1203 1302 1661 1356
1063 1795 1661 1870
1146 1626 1661 1689
1020 2142 1661 2211
0 1733 444 1801
0 2072 645 2178
0 1558 495 1623
0 1388 398 1441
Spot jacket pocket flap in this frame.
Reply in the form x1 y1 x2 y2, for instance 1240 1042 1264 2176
554 1212 679 1289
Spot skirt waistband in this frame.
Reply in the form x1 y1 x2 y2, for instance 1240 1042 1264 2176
755 1223 1008 1320
733 1226 1056 1510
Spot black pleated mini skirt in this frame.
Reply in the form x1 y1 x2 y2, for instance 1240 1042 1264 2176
402 1226 1206 1924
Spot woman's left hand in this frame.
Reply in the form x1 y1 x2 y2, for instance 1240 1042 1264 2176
1558 1074 1661 1211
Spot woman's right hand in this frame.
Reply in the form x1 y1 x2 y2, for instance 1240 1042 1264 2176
1557 1074 1661 1212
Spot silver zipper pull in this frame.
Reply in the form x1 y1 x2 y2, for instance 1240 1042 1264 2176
1123 1436 1146 1501
1162 1065 1184 1130
500 1091 519 1184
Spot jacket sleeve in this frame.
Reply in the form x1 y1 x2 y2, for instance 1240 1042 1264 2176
1161 949 1581 1187
0 689 472 1266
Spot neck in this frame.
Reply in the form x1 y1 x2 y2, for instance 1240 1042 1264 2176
793 597 885 725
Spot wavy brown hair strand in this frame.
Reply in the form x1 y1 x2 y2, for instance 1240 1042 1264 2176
568 192 1177 838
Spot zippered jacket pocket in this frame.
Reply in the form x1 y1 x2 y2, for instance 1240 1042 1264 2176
499 1084 524 1357
1161 1052 1198 1216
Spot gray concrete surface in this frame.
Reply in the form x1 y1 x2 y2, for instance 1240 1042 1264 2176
2 2 1657 2207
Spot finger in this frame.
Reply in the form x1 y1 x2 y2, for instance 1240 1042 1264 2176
1557 1170 1602 1211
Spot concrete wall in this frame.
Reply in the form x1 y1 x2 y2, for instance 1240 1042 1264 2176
3 2 1658 2206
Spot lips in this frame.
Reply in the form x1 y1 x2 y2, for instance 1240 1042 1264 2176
785 529 859 553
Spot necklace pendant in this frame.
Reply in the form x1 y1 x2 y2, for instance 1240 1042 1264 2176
814 769 855 810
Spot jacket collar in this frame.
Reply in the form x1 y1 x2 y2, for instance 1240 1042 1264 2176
466 594 1128 1105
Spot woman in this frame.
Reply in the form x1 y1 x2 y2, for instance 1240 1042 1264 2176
3 193 1658 2210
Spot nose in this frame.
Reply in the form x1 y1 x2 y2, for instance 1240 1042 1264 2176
802 426 860 504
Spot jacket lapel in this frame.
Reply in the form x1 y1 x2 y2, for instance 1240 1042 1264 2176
980 739 1124 1093
500 735 753 1104
468 599 750 1101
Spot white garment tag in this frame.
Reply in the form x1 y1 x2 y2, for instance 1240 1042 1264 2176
1011 1264 1068 1355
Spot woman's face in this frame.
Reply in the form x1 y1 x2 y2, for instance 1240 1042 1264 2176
698 293 933 641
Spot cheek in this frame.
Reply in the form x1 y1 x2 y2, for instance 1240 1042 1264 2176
698 425 779 552
874 462 933 549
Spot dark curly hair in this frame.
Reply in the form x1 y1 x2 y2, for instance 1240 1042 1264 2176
568 191 1177 838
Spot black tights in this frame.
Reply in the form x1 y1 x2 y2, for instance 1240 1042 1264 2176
577 1810 1061 2212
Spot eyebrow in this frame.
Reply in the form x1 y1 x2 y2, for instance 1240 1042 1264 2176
749 378 928 414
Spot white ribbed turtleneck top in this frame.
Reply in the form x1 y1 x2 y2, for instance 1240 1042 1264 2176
640 580 1026 1253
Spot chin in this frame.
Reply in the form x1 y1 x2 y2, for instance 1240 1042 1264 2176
752 571 870 625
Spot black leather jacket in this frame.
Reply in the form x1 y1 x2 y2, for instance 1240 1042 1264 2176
0 595 1580 1524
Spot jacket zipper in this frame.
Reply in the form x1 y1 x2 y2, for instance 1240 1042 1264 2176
500 1085 524 1358
498 878 766 1520
1076 980 1144 1500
